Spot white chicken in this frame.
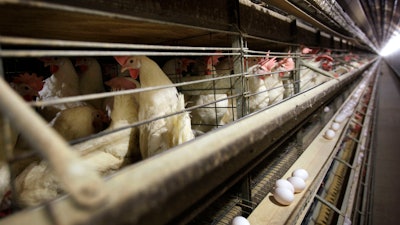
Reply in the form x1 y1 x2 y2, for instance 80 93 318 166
246 54 277 112
344 53 364 70
162 57 196 83
75 57 105 109
13 77 140 207
103 77 140 159
75 76 141 171
298 47 336 92
13 160 60 207
219 56 262 124
188 94 229 135
298 57 321 91
115 56 194 158
5 73 45 151
11 104 110 207
214 56 234 76
264 52 294 105
275 53 295 99
0 73 44 208
38 57 84 121
10 72 44 102
186 56 230 134
0 117 11 212
49 105 109 142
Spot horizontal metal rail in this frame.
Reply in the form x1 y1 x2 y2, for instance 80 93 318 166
0 50 241 58
0 36 242 51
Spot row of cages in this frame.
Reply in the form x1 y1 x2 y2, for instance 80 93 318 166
0 35 375 221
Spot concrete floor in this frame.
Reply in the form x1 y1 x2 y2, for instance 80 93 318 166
371 60 400 225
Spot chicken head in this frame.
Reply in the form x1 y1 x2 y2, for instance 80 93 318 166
259 51 277 71
11 72 44 101
92 109 111 132
39 57 66 74
277 52 295 77
315 54 334 71
114 56 140 79
75 57 92 72
254 52 277 79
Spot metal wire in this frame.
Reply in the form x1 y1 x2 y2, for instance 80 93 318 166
0 36 242 51
0 50 241 58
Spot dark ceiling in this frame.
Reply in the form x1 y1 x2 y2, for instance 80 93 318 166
260 0 399 52
337 0 400 50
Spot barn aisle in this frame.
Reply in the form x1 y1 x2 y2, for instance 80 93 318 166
371 60 400 225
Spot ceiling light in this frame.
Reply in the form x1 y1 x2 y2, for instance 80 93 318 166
379 32 400 57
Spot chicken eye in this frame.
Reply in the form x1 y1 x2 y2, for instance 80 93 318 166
129 59 134 63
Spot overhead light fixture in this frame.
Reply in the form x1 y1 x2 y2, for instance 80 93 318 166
379 31 400 57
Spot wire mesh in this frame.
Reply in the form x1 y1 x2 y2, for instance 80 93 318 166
0 35 375 220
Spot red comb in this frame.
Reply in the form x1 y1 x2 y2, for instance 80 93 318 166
206 53 224 67
13 72 44 92
315 54 334 62
178 58 196 74
114 56 130 66
302 47 313 54
258 51 277 72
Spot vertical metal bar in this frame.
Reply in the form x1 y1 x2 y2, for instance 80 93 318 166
232 35 246 118
294 53 301 94
231 33 254 215
240 175 252 216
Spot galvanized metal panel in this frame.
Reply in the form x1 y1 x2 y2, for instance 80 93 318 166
239 3 293 43
40 0 236 32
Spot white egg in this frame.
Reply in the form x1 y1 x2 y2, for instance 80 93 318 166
324 106 330 112
351 95 358 100
344 111 353 118
273 187 294 205
334 114 346 123
231 216 250 225
331 122 340 131
287 176 306 193
292 169 309 181
324 129 336 140
275 179 294 193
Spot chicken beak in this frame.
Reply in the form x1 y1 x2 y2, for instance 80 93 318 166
39 57 52 67
120 66 129 73
120 66 139 80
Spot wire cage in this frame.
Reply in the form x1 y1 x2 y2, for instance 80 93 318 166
0 36 374 219
0 1 378 224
